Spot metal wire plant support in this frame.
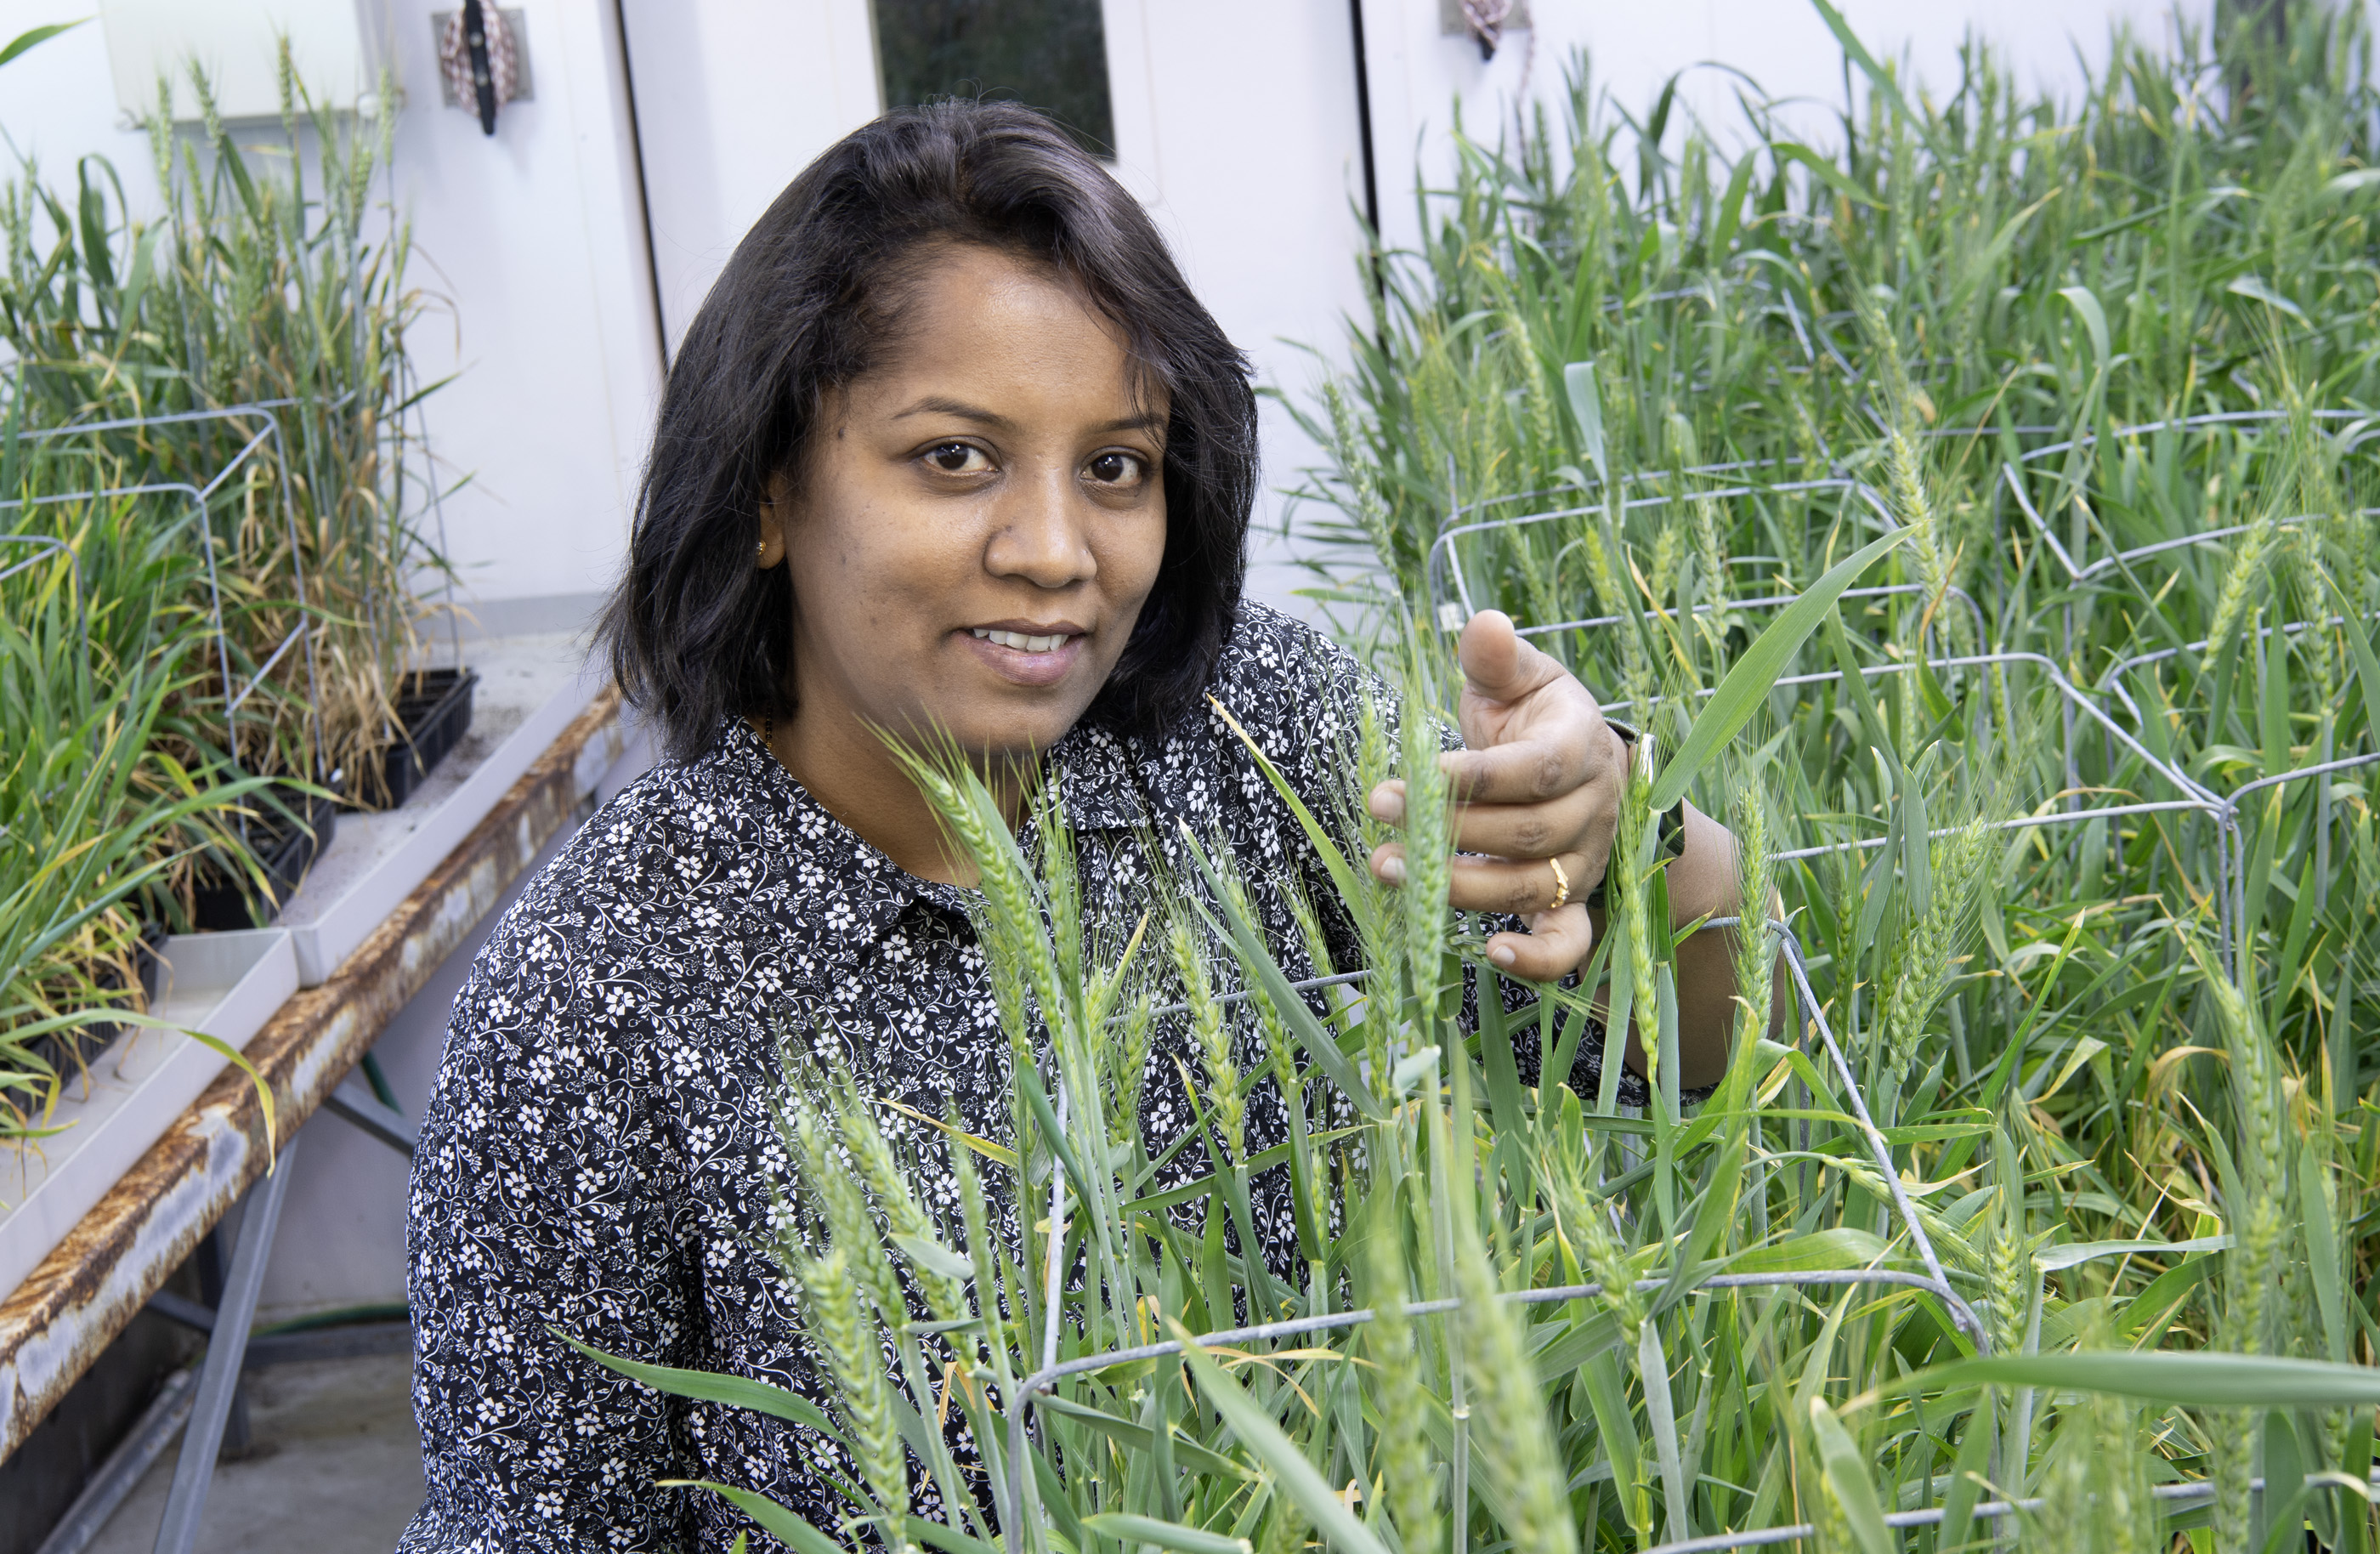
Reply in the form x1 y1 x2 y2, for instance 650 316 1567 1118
5 402 330 804
1000 919 1994 1554
1626 1471 2380 1554
2001 410 2379 586
2096 619 2380 981
2001 410 2380 981
9 385 468 803
1425 473 1901 634
1420 470 2330 987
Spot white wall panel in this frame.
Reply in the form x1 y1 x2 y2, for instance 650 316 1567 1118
616 0 882 352
1099 0 1373 619
97 0 374 121
384 0 664 608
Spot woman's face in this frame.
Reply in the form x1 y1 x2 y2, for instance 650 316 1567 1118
761 244 1169 769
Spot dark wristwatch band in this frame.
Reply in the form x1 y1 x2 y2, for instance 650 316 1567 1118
1584 720 1686 909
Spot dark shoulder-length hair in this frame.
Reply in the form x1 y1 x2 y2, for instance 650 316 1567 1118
598 100 1257 762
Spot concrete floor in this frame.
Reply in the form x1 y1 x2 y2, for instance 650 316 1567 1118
86 1353 423 1554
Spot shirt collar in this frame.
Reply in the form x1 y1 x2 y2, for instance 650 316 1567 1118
701 715 1147 939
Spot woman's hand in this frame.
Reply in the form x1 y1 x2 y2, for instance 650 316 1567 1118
1366 610 1627 979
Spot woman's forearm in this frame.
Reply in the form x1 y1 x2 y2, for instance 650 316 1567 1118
1663 802 1751 1088
1606 799 1786 1092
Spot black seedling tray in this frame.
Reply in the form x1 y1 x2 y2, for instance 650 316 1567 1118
192 788 339 931
26 919 168 1082
377 666 478 808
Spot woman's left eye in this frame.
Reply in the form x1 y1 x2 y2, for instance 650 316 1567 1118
1086 451 1147 485
925 442 991 474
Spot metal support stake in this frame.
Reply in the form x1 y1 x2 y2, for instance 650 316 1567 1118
188 1231 249 1455
151 1137 299 1554
325 1074 418 1158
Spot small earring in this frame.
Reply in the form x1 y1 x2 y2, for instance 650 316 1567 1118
756 540 768 561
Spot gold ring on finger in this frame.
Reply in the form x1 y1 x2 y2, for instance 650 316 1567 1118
1547 856 1571 912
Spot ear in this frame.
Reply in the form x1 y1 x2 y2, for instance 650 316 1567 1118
756 470 794 570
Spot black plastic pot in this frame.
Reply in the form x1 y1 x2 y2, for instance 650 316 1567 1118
379 666 478 808
191 788 339 931
26 919 169 1081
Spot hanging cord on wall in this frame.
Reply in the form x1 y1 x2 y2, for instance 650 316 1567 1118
439 1 519 136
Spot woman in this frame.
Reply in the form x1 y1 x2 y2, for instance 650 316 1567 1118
402 102 1751 1552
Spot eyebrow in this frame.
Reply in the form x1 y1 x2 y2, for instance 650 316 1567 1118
892 397 1164 438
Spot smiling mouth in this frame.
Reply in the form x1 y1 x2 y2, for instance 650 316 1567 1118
969 627 1077 654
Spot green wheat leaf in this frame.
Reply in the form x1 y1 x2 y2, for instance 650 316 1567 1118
0 20 82 71
1175 1326 1391 1554
1649 527 1910 812
1907 1352 2380 1406
1084 1513 1254 1554
654 1481 847 1554
558 1334 844 1442
1808 1398 1896 1554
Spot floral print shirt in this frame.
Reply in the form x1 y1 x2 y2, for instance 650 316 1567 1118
400 604 1632 1553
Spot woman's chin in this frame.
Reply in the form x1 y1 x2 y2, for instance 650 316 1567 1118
904 687 1099 768
911 635 1113 745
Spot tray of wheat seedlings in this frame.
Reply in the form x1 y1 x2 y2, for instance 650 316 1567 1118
0 52 456 816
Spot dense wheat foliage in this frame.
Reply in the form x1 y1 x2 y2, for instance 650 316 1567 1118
0 54 446 803
0 449 267 1136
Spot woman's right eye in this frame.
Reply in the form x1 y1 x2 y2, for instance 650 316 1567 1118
925 442 991 475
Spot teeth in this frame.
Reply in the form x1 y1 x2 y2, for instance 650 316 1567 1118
969 628 1070 653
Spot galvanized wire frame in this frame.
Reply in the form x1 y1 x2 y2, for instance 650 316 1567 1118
2003 410 2377 582
1425 468 2311 984
1419 477 2240 1044
12 383 463 775
1629 1470 2380 1554
1439 522 2230 956
5 402 330 803
2003 410 2380 979
2098 618 2380 978
1425 473 1900 634
998 916 1998 1554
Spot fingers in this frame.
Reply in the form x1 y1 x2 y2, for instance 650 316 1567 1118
1457 610 1565 706
1369 725 1618 816
1444 851 1593 916
1446 780 1602 864
1486 905 1594 979
1368 751 1623 887
1369 844 1594 917
1367 842 1599 979
1439 707 1624 806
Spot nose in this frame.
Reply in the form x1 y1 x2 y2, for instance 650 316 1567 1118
983 464 1096 589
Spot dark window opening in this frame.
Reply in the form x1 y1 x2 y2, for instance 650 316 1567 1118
873 0 1116 158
